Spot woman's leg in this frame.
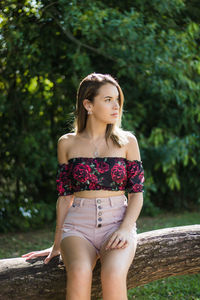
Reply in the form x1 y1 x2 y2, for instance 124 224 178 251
99 233 138 300
60 236 98 300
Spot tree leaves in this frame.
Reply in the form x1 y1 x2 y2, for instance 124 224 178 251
0 0 199 231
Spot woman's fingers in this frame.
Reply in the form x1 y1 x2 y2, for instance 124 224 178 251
22 252 40 259
44 251 60 264
106 234 120 249
110 237 124 249
105 235 116 249
123 240 128 247
24 252 41 260
22 250 50 260
118 240 128 248
21 252 36 257
44 253 53 264
116 239 125 248
105 234 129 250
22 247 52 256
44 255 50 264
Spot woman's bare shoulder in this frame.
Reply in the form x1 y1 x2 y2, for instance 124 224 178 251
57 133 76 163
58 132 76 144
57 133 76 149
125 132 141 161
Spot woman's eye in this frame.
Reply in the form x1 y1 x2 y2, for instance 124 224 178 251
105 98 119 102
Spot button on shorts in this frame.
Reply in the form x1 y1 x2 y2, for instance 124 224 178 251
61 194 137 258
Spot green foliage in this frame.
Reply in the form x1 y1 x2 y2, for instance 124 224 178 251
0 0 200 231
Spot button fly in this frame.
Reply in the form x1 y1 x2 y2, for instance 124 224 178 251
96 200 103 227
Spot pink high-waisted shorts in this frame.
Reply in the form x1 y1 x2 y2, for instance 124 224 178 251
61 194 137 258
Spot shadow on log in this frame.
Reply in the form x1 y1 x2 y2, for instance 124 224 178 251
0 225 200 300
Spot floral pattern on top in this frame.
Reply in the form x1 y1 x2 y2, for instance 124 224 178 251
56 157 145 196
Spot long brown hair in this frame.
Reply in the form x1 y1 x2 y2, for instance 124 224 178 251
71 72 132 147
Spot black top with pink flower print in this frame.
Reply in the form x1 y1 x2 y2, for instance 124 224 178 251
56 157 145 196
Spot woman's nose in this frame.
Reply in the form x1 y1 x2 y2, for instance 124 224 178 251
113 100 119 109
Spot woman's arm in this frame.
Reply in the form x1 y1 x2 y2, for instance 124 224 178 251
22 195 73 263
120 133 144 230
53 135 74 247
119 193 143 231
105 133 144 250
22 135 74 263
52 195 74 250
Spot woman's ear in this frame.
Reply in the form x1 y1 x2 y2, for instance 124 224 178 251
83 99 93 111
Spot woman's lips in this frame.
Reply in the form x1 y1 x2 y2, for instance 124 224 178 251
111 113 119 117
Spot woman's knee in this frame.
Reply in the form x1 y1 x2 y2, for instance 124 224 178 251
66 261 93 286
68 261 93 275
101 264 127 282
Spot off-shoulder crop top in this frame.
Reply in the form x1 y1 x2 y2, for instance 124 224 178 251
56 157 145 196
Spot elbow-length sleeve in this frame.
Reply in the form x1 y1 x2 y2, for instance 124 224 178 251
126 160 145 193
56 163 73 196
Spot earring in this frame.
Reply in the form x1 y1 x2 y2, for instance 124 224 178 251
87 110 92 115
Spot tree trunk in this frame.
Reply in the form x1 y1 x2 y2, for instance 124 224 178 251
0 225 200 300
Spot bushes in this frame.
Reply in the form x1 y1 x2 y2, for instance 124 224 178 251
0 0 199 231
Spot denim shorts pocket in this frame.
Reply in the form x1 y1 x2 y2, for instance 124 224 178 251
70 199 82 210
66 202 81 220
111 203 127 222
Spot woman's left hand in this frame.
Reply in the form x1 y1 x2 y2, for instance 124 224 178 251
105 227 133 250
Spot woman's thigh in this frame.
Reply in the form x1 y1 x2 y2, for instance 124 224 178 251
99 233 138 276
60 236 98 272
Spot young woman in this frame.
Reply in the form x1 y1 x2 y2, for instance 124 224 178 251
22 72 145 300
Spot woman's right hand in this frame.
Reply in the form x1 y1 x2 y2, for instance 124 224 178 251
21 246 60 264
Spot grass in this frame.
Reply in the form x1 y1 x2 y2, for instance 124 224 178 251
128 274 200 299
130 210 200 300
0 209 200 299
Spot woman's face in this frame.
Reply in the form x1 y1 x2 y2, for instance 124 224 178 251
89 83 120 124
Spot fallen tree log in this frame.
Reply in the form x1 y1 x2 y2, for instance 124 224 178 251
0 225 200 300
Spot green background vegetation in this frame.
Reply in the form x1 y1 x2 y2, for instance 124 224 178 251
0 0 200 232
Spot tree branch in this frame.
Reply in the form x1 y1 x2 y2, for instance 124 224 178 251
0 225 200 300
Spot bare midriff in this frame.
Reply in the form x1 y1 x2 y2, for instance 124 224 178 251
73 190 125 198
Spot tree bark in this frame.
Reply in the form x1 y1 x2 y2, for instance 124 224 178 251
0 225 200 300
